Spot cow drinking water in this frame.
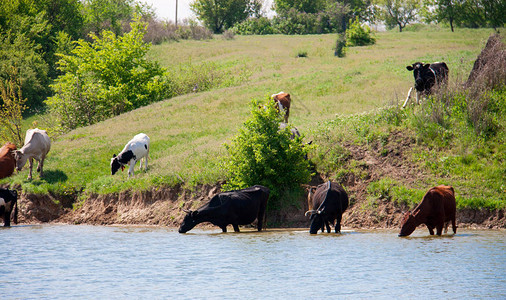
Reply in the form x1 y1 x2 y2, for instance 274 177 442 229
305 181 349 234
399 185 457 237
179 185 269 233
0 188 18 227
111 133 150 178
14 128 51 180
403 62 449 108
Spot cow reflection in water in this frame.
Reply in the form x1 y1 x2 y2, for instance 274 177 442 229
305 181 349 234
399 185 457 237
178 185 269 233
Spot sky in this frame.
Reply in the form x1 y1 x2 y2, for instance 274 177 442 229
143 0 275 22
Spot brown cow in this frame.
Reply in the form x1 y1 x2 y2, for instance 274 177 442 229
0 143 16 179
271 92 291 123
399 185 457 237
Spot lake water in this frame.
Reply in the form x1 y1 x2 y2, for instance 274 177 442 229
1 225 505 299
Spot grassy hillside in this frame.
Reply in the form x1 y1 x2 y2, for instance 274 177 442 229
3 28 501 210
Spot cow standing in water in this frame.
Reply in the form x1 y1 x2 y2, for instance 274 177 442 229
111 133 150 178
179 185 269 233
271 92 291 123
14 128 51 180
305 181 349 234
0 143 16 179
0 188 18 227
399 185 457 237
403 62 449 108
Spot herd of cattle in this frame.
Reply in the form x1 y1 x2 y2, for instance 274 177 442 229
0 61 457 236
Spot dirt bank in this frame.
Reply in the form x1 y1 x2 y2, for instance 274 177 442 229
13 181 505 230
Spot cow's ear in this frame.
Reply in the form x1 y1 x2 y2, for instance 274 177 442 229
423 63 431 68
112 154 117 158
406 65 413 71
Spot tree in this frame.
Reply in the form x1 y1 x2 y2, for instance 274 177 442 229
374 0 420 32
0 12 51 109
273 0 327 14
190 0 261 33
431 0 459 32
0 67 27 146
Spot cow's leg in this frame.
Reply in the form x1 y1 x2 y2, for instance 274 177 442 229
233 224 240 232
28 158 33 180
3 211 10 227
325 221 331 233
128 161 135 177
416 91 420 105
402 87 413 108
452 217 457 234
444 221 449 234
335 214 342 233
221 226 227 233
144 152 149 171
427 225 435 235
436 224 443 236
38 157 44 177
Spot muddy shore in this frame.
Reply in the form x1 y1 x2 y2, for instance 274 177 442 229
12 183 505 230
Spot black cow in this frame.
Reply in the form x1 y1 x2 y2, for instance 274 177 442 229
0 188 18 227
403 62 449 108
305 181 348 234
178 185 269 233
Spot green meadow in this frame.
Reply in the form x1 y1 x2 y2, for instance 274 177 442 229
3 27 504 210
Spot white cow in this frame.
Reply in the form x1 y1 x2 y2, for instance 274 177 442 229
111 133 150 177
14 128 51 180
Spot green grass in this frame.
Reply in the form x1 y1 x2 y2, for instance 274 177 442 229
2 27 502 211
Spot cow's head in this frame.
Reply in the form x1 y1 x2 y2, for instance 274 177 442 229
398 211 417 237
179 210 199 233
406 62 432 92
110 154 124 175
14 150 28 171
305 186 326 234
308 209 327 234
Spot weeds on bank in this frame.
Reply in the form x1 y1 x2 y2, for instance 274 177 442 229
312 76 505 210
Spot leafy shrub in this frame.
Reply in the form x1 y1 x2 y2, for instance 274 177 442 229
47 17 165 132
223 98 312 211
346 17 376 47
222 29 236 40
233 17 275 35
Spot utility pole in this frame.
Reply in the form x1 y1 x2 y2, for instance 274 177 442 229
175 0 178 27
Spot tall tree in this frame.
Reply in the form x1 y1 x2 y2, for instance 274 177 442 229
273 0 326 14
374 0 420 32
191 0 261 33
432 0 458 32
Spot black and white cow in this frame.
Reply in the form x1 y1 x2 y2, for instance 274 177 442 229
179 185 269 233
111 133 150 177
403 62 449 108
0 188 18 227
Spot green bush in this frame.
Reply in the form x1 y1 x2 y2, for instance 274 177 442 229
46 17 165 132
223 98 312 211
346 17 376 47
233 17 275 35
